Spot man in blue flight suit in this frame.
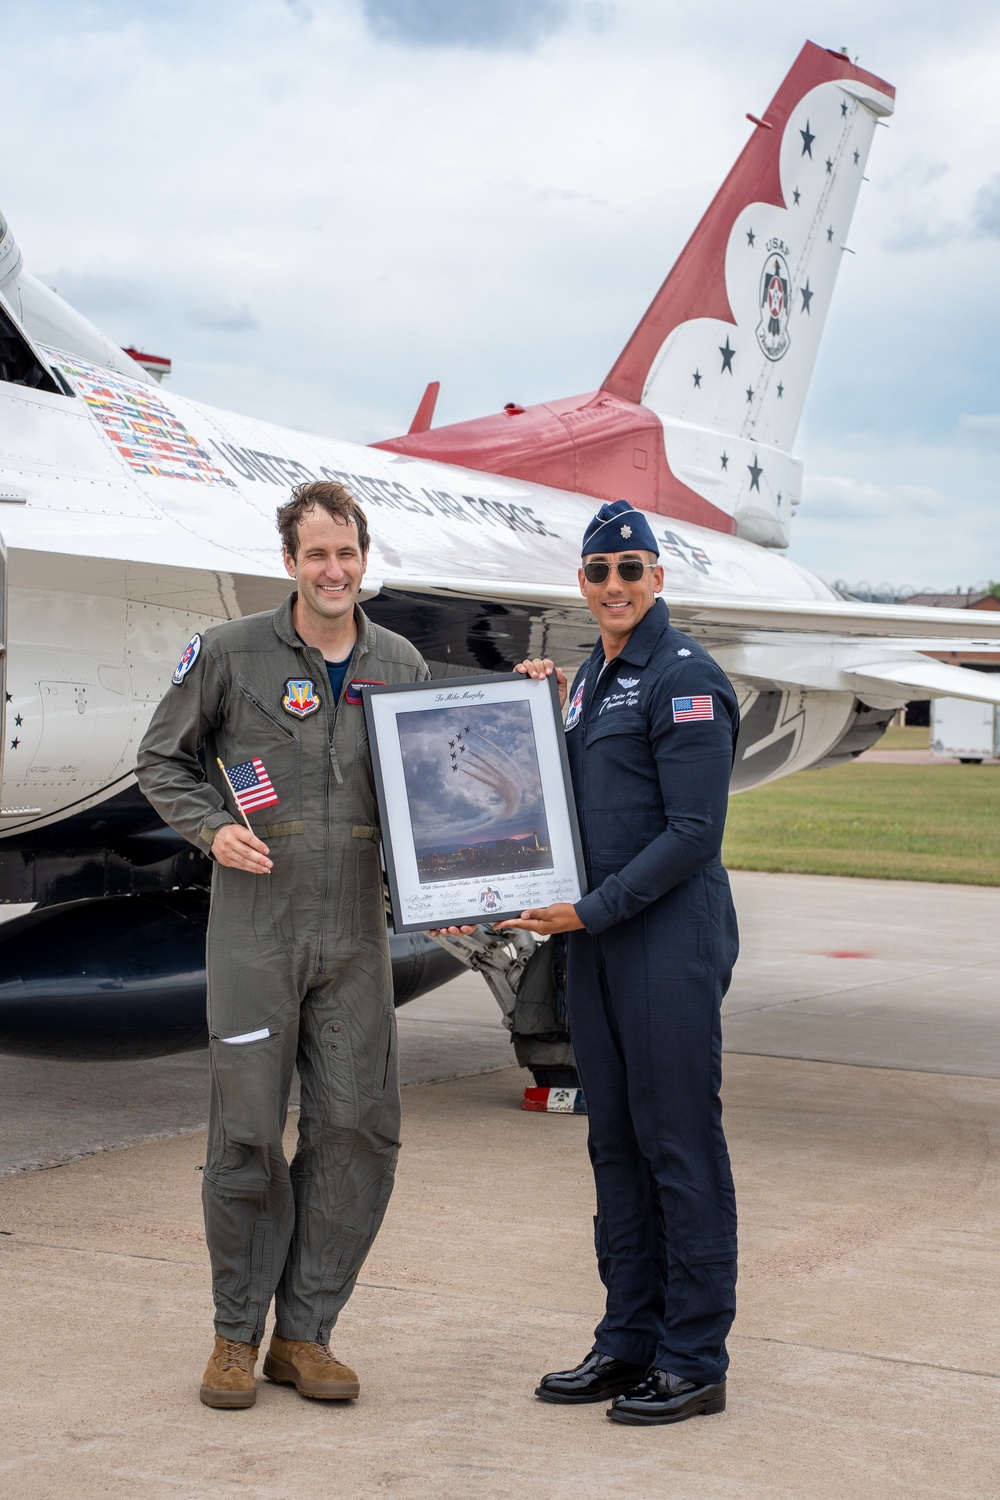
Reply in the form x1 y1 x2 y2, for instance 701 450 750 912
500 499 740 1426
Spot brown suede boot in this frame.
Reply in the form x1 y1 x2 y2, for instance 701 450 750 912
199 1336 259 1409
263 1336 360 1400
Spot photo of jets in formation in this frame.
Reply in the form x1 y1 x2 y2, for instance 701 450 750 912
0 39 997 1061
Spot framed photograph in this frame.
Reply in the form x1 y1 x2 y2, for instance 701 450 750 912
362 673 587 933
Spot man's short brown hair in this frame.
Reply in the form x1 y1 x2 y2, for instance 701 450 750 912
276 480 370 559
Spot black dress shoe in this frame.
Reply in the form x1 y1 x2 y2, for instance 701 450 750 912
535 1350 649 1404
607 1368 727 1425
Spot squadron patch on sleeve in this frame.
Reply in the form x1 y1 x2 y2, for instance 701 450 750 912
171 633 202 685
565 678 586 731
672 695 714 723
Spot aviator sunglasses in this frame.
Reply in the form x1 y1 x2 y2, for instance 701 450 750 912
582 559 658 584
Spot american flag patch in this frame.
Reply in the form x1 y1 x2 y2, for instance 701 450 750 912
672 695 714 723
224 757 280 814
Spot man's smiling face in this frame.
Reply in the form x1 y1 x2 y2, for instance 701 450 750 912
578 549 664 652
283 505 367 628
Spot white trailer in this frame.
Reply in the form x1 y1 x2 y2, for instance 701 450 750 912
930 697 1000 762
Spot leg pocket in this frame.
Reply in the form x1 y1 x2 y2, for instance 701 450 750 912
319 1018 360 1130
212 1030 289 1147
371 1006 394 1099
374 1010 401 1141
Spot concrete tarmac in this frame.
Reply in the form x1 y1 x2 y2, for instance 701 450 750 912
2 871 999 1498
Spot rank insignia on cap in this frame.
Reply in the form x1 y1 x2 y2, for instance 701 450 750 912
172 633 202 685
672 695 714 723
344 679 386 707
582 499 659 558
282 678 321 718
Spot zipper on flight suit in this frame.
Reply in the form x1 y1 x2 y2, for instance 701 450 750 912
578 651 616 868
309 637 363 975
239 683 295 739
578 648 617 984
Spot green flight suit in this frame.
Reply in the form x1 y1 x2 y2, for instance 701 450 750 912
136 594 428 1345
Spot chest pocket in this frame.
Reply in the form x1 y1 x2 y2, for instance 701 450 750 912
226 674 302 820
585 706 647 744
583 706 659 817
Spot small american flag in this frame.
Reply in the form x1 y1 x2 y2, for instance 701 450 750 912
224 757 280 813
672 695 714 723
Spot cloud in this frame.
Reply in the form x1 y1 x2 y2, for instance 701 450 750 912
185 299 259 332
361 0 568 50
4 2 1000 590
972 172 1000 237
398 700 548 850
958 413 1000 440
880 159 962 251
534 185 611 208
40 269 152 316
800 475 949 524
787 423 1000 588
883 217 960 252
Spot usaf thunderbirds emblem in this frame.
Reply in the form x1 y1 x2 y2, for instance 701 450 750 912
171 633 201 685
756 248 791 361
565 678 585 731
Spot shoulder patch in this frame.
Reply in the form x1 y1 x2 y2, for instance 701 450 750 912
565 678 585 731
677 648 692 657
172 633 202 685
672 695 714 723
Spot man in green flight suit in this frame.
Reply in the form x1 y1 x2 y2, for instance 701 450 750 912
137 480 429 1409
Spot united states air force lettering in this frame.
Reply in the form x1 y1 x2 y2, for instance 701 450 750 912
206 443 558 539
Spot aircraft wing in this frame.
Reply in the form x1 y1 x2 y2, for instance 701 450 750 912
382 575 1000 706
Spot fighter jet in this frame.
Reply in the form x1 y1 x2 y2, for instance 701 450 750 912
0 40 998 1059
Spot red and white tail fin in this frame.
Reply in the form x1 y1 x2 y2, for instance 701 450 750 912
603 41 894 545
375 43 894 545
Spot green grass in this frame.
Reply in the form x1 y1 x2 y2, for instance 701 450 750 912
724 762 1000 885
875 723 930 751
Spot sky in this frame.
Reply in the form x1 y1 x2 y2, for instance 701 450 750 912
1 0 998 592
397 701 550 854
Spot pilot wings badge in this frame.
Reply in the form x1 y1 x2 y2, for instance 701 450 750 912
282 678 321 718
617 676 639 689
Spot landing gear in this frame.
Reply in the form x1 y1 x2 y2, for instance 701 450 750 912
428 928 584 1109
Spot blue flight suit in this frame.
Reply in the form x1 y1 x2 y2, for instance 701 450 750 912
565 596 740 1384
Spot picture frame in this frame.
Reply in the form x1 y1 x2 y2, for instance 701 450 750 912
362 672 587 933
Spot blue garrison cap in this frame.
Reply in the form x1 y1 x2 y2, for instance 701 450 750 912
581 499 660 557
